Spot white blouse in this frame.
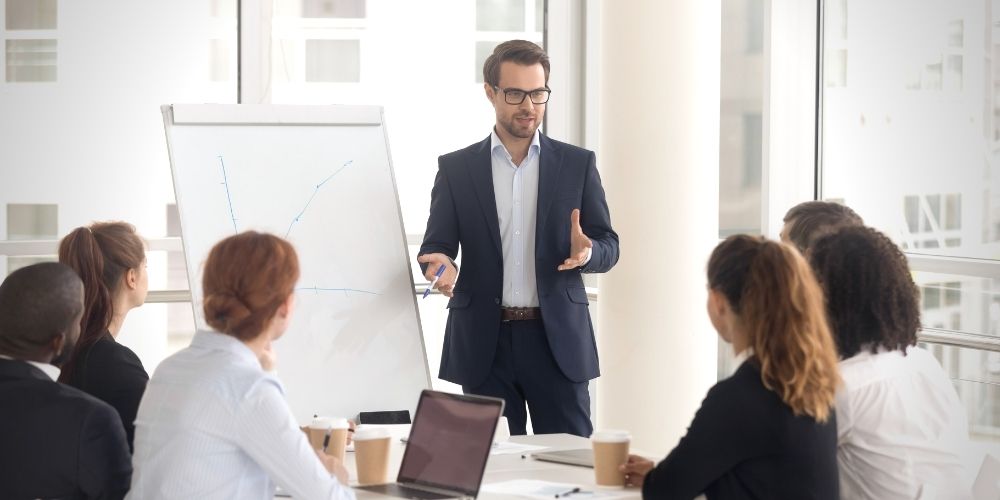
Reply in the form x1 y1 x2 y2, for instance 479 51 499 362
836 346 971 499
128 330 355 500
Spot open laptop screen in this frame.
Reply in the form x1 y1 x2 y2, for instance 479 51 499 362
398 391 504 496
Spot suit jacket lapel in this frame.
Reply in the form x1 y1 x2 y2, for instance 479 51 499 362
467 136 504 261
536 134 564 243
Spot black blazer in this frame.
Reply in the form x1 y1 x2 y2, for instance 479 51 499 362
0 358 132 500
66 332 149 452
642 360 839 500
419 134 619 387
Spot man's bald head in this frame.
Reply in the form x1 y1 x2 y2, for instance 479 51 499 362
0 262 84 362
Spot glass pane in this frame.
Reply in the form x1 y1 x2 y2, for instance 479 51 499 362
305 39 361 82
916 271 1000 338
720 0 764 237
209 39 231 82
5 39 56 82
6 255 56 276
6 203 57 240
271 1 542 233
535 0 544 32
475 40 501 83
821 0 995 260
477 0 525 32
302 0 365 19
918 342 1000 445
5 0 57 30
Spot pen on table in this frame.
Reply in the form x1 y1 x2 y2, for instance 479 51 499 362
422 264 446 299
554 487 580 498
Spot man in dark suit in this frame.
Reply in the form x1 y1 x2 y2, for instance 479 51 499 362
0 262 132 500
418 40 619 437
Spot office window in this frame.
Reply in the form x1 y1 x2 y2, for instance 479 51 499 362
305 39 360 82
303 0 365 19
820 0 999 440
5 0 56 30
476 0 524 32
475 40 501 83
6 203 56 240
720 0 764 238
0 0 236 373
5 39 56 82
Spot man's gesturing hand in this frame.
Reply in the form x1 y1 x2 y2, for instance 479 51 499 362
558 209 592 271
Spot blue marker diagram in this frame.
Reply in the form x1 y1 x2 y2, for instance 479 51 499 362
218 155 239 233
285 160 354 238
216 156 377 297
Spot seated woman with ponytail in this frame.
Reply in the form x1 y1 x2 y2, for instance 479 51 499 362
58 221 149 452
621 235 841 500
128 231 354 500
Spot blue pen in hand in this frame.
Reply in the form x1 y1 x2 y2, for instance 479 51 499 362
422 264 446 299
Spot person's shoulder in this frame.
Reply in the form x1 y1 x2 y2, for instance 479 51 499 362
48 379 121 420
83 336 149 380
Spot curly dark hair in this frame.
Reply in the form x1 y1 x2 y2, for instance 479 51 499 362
783 201 863 252
808 225 921 358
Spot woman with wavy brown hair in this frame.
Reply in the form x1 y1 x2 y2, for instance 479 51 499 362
621 235 841 499
128 231 354 500
809 226 970 499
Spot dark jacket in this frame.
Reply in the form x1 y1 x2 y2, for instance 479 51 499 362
642 360 839 500
419 133 619 387
0 358 132 499
66 332 149 452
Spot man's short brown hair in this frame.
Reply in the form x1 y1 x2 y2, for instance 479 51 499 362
783 201 864 252
483 40 550 88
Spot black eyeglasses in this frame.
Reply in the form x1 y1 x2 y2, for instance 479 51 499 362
493 86 551 105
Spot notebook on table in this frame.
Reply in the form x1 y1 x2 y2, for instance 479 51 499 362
356 390 504 499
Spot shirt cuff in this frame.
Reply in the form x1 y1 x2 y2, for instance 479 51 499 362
581 247 593 268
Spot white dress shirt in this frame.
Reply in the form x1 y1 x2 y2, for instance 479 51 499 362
490 129 591 308
836 346 971 499
491 129 541 308
128 330 355 500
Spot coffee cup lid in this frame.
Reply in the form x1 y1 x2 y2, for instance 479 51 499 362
309 417 332 429
328 417 350 429
353 425 391 441
591 430 630 443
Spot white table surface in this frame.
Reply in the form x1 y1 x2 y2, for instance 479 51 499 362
340 428 643 499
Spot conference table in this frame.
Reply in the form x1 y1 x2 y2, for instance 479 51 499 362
343 427 643 499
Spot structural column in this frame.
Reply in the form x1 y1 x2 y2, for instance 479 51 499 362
596 0 721 455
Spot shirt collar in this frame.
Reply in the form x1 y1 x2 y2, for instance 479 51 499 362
490 128 541 161
191 330 262 369
731 347 754 376
0 354 61 381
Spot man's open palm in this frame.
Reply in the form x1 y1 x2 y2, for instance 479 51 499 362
558 209 592 271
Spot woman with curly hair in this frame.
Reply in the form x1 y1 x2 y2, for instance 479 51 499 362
621 235 841 499
809 225 970 499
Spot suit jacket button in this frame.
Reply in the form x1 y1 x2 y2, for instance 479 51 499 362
494 298 500 304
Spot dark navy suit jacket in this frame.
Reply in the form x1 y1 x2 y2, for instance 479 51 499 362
0 358 132 500
419 134 619 387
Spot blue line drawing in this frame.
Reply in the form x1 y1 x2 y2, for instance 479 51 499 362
296 286 380 297
285 160 355 238
218 155 238 233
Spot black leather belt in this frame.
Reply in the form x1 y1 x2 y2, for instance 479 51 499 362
500 307 541 322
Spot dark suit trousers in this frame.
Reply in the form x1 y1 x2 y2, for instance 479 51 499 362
462 318 593 437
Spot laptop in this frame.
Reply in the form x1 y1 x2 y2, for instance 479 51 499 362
357 390 504 499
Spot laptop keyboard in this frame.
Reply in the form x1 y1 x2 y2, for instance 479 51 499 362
357 483 460 499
